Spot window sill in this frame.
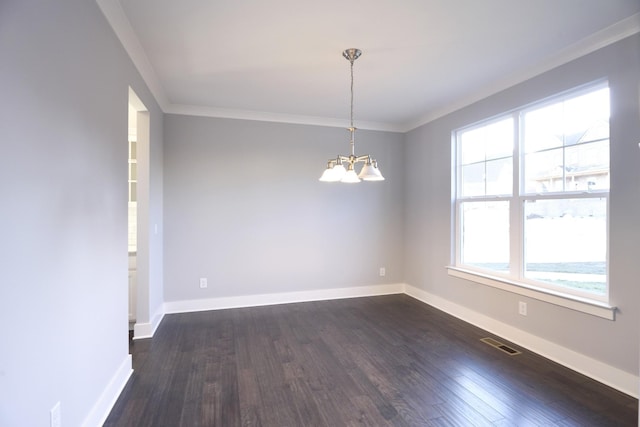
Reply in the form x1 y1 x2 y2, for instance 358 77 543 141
446 266 616 320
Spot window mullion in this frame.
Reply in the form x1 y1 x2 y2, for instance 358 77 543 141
510 112 521 279
453 135 460 267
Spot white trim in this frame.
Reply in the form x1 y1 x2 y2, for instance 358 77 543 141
96 0 169 109
133 304 165 340
100 281 636 427
164 105 403 132
447 267 616 320
128 87 147 113
94 0 399 132
404 284 638 398
97 1 639 132
163 283 404 314
404 13 640 131
81 354 133 427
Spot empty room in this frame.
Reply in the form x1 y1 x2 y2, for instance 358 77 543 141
1 1 639 426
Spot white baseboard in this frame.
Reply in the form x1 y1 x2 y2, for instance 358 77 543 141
113 282 637 409
164 283 404 314
133 304 165 340
82 354 132 427
404 284 639 399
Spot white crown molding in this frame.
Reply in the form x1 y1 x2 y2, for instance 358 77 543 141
165 104 404 132
96 0 400 132
98 1 638 133
403 13 640 132
97 0 169 109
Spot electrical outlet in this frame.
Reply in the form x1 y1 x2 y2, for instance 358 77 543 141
199 278 208 289
518 301 527 316
379 267 386 277
50 401 61 427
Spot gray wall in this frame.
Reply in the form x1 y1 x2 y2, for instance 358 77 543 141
0 0 635 424
404 34 640 375
164 115 404 301
0 0 164 425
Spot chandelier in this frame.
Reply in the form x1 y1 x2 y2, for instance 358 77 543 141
319 48 384 183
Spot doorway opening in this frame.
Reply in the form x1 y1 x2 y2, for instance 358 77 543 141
127 102 138 330
127 88 148 336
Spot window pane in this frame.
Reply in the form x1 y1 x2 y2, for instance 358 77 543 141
461 201 509 273
461 163 484 197
524 148 564 193
460 117 514 164
523 102 564 153
484 118 514 160
524 198 606 295
564 140 609 191
460 129 485 164
563 88 609 145
486 158 512 195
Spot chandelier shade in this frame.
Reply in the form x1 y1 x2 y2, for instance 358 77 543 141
319 48 384 183
319 162 346 182
341 165 361 183
358 160 384 181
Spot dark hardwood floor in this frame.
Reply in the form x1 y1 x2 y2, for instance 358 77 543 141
105 295 638 426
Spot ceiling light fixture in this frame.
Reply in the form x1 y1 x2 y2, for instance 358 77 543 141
319 48 384 183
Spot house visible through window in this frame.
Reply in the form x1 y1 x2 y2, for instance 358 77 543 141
454 83 610 302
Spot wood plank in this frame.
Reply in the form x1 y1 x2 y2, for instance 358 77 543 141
104 295 638 426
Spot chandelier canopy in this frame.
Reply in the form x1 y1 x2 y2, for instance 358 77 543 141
319 48 384 183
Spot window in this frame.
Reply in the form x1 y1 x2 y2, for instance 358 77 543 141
453 84 610 303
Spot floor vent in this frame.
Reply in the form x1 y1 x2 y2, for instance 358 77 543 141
480 337 521 356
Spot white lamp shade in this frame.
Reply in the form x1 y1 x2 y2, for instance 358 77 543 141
341 169 361 183
358 163 385 181
319 168 337 182
332 164 347 180
319 164 347 182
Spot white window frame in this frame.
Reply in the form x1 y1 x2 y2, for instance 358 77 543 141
449 82 615 320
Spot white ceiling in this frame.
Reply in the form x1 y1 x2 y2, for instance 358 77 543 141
99 0 640 132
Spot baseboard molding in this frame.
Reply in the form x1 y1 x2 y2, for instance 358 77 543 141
164 283 404 314
82 354 132 427
133 304 165 340
404 284 639 399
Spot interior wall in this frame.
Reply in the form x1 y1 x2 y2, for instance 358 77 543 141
132 106 165 337
404 34 640 376
0 0 163 426
163 115 404 303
